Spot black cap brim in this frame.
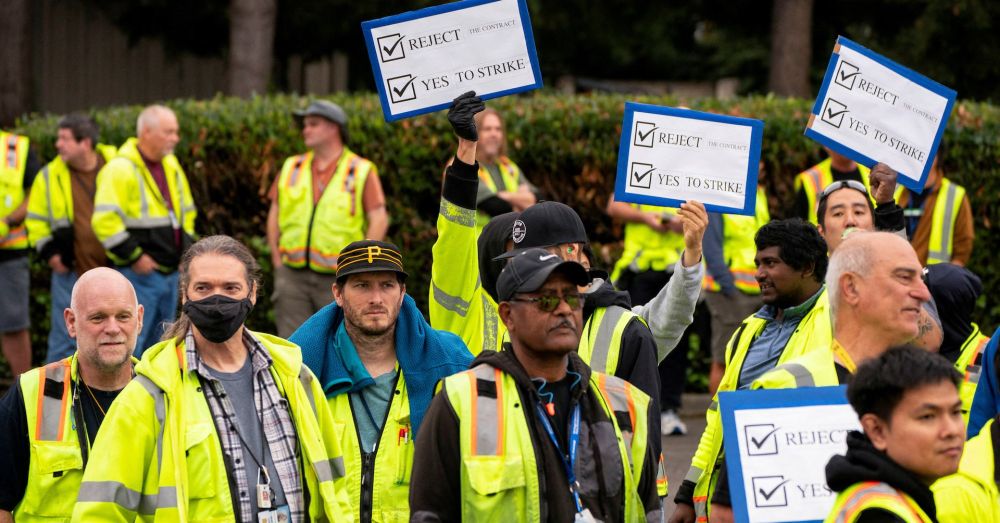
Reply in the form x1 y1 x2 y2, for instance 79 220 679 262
501 260 591 300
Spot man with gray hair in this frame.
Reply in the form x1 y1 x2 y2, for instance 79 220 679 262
92 104 196 355
0 268 141 521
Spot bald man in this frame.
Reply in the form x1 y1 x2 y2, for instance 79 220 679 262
0 268 142 521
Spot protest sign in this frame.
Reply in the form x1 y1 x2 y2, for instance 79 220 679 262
719 386 861 523
806 36 956 191
614 102 763 216
362 0 542 121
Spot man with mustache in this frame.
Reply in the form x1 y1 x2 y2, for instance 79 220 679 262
671 219 831 523
411 248 662 522
0 268 141 522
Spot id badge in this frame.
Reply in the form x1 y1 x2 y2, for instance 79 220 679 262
258 505 291 523
574 508 597 523
256 483 272 509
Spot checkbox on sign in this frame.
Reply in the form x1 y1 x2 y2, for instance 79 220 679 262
751 475 790 508
821 98 849 128
387 74 418 103
835 60 860 90
378 33 406 62
629 162 654 189
633 121 657 148
744 424 780 456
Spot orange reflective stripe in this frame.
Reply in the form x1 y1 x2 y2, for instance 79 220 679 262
286 154 308 188
493 367 505 456
598 373 637 433
6 135 20 169
34 360 71 441
966 338 989 382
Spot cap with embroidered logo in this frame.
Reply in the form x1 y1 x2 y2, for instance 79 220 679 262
336 240 408 281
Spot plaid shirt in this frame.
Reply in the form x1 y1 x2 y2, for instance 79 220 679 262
187 329 305 522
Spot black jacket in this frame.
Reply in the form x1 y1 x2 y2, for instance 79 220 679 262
825 431 938 523
409 349 661 522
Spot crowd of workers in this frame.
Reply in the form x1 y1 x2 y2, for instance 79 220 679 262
0 89 993 522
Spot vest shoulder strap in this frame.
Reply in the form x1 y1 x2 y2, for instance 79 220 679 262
30 358 73 442
460 364 506 456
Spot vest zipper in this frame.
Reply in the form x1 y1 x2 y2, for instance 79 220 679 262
351 371 401 523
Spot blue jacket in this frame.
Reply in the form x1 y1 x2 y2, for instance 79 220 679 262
969 327 1000 437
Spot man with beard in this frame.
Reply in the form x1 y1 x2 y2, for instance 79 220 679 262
290 240 472 522
411 249 661 521
0 268 141 521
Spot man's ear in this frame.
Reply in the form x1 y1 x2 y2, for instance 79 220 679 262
332 282 344 307
860 413 890 451
65 308 77 339
498 302 514 332
841 273 862 305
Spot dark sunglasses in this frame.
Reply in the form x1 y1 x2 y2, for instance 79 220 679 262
510 292 584 312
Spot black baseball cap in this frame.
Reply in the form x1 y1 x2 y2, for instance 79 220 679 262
496 248 591 302
495 201 588 260
336 240 408 281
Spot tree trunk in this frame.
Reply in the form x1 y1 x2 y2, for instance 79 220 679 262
768 0 814 98
0 0 32 126
227 0 277 97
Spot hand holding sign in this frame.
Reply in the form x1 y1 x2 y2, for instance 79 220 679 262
868 163 898 205
679 201 708 267
448 91 484 141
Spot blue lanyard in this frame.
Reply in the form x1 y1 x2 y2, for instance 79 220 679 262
535 402 583 513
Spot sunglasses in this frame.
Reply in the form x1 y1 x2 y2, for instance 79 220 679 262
818 179 869 203
509 292 584 312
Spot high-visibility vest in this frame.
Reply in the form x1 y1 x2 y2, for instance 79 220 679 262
26 144 118 260
896 178 967 265
328 369 413 522
687 290 831 521
443 363 650 522
72 331 350 521
932 419 1000 523
794 158 871 225
91 138 196 268
276 148 373 273
826 481 932 523
703 187 770 294
0 132 31 250
954 323 990 424
611 204 685 281
476 156 522 228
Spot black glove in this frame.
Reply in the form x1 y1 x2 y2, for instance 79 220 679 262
448 91 485 141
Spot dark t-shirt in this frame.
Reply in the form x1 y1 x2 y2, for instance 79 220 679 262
0 379 121 511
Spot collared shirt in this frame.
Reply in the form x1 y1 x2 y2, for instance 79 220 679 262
186 329 304 522
737 286 825 389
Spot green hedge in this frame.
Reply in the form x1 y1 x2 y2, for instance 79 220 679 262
12 92 1000 385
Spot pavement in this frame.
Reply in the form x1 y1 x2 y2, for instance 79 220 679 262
661 393 712 517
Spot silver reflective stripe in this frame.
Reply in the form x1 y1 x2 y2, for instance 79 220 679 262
481 294 498 353
684 465 703 484
299 368 317 416
38 363 69 441
600 375 635 462
95 203 127 219
314 457 346 482
432 282 471 316
833 482 900 523
26 212 49 221
123 216 173 228
35 235 52 252
101 230 130 249
130 161 150 219
708 400 718 412
588 306 627 373
52 218 70 228
42 166 54 222
472 365 501 456
929 182 959 263
134 375 166 490
139 486 178 515
309 250 339 268
778 363 815 388
439 199 476 228
77 481 177 515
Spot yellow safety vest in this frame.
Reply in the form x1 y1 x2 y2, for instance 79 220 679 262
26 144 118 256
443 363 650 522
932 419 1000 523
276 148 373 273
476 156 523 228
329 369 413 523
611 204 685 281
72 331 351 522
0 131 31 250
703 187 770 294
687 290 831 520
896 178 967 265
91 138 196 268
826 481 932 523
794 158 871 225
954 324 990 425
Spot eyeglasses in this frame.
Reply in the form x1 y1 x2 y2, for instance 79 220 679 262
509 292 584 312
818 179 869 203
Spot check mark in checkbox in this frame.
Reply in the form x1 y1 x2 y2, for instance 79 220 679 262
744 424 780 456
378 33 406 62
752 475 790 508
629 162 654 189
387 74 418 103
821 98 849 128
835 60 860 90
633 121 657 148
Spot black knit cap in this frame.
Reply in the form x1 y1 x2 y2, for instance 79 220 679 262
494 201 588 260
336 240 408 281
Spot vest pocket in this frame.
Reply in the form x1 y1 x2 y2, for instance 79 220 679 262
463 455 527 516
19 440 83 517
185 422 219 499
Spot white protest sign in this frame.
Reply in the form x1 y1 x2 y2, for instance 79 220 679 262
720 387 862 523
614 102 763 216
362 0 542 121
806 36 956 191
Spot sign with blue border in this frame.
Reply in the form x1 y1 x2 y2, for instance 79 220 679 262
362 0 543 122
614 102 763 216
719 386 860 523
806 36 957 192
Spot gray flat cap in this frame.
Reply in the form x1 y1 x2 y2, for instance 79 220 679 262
293 100 348 127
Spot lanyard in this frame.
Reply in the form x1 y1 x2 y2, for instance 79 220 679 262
832 340 857 374
534 402 583 513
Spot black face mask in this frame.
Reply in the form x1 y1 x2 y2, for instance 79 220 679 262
182 295 253 343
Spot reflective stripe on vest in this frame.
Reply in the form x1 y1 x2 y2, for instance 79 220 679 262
35 359 72 441
927 179 965 265
578 305 635 374
468 364 506 456
829 482 930 523
0 132 30 249
955 325 989 422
